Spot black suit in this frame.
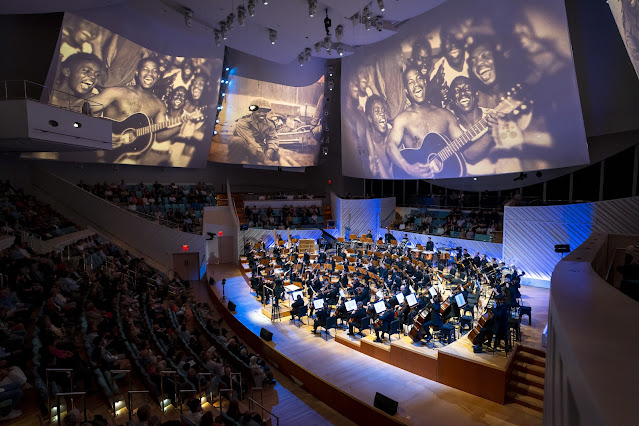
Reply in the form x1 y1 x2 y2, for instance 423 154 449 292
291 297 304 318
313 308 328 332
375 309 396 340
348 307 367 335
425 241 434 251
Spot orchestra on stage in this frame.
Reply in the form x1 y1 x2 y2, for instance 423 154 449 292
244 230 526 353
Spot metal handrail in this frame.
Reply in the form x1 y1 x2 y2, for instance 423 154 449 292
0 80 104 114
46 368 74 423
127 390 150 421
55 392 87 425
247 397 279 426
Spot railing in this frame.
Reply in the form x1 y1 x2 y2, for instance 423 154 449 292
0 80 103 114
248 397 279 426
99 199 202 235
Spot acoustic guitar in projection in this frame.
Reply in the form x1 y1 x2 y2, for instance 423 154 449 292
400 86 526 178
110 109 205 160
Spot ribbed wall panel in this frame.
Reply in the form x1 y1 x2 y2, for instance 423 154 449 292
384 229 503 261
338 198 382 238
380 197 397 228
241 228 338 249
503 197 639 281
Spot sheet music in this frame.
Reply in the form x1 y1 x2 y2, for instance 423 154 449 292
313 299 324 309
406 293 418 307
345 299 357 312
374 300 386 314
396 293 405 304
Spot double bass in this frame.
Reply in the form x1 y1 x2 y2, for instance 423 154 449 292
408 308 431 342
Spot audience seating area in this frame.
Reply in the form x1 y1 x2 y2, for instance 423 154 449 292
1 180 78 240
78 181 216 234
393 207 502 241
244 204 324 230
1 184 276 425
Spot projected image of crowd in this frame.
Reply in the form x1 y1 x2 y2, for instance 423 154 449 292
342 0 588 180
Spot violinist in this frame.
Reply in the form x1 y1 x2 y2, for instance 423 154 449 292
355 283 370 304
417 295 443 342
290 294 304 322
311 304 329 334
347 302 367 336
374 302 396 343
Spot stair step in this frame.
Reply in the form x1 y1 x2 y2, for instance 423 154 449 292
517 352 546 368
519 346 546 359
513 362 545 379
509 381 544 401
507 391 543 413
510 370 545 390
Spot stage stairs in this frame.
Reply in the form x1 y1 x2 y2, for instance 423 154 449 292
507 346 546 414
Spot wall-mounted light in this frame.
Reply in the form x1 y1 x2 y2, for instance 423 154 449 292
220 23 228 40
48 120 58 127
377 0 385 12
327 80 334 91
328 65 334 77
375 16 383 31
314 42 322 53
335 24 343 42
298 54 305 66
262 0 269 5
337 44 343 56
269 29 277 44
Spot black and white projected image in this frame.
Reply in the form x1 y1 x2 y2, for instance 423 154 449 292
208 75 325 167
609 0 639 78
341 0 589 180
37 13 222 168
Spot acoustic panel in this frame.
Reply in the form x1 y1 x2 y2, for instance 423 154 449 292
503 197 639 282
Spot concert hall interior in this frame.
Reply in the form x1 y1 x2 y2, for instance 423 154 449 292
1 0 639 425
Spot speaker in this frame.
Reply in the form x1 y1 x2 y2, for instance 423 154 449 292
260 327 273 342
554 244 571 253
227 301 236 311
374 392 398 416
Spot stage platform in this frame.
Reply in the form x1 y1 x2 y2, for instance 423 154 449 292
206 264 545 425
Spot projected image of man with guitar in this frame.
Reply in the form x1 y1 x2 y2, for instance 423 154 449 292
387 64 485 179
89 57 203 165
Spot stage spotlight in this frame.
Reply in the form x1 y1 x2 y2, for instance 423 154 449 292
213 130 218 135
322 147 329 156
215 119 220 124
262 0 269 5
269 29 277 44
214 31 221 46
473 177 477 181
335 24 343 42
73 122 82 128
237 6 246 26
220 23 228 40
337 44 343 56
328 65 334 76
184 7 193 27
227 13 234 30
375 16 383 31
327 80 334 91
221 92 226 97
217 105 223 110
248 0 256 16
377 0 385 12
225 67 230 71
308 0 317 17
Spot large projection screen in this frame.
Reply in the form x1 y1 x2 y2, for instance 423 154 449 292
208 75 325 167
609 0 639 79
27 13 223 168
341 0 589 180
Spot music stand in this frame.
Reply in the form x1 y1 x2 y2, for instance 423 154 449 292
313 299 325 310
396 293 405 304
406 293 418 307
374 300 386 315
345 299 357 312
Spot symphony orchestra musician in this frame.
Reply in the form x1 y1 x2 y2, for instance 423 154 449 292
245 233 525 350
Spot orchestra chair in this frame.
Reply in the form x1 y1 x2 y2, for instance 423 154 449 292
460 315 473 332
388 320 401 341
319 316 338 340
519 305 532 325
440 323 456 344
355 317 371 337
294 306 308 327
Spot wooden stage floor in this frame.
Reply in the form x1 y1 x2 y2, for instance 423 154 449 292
206 264 547 425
